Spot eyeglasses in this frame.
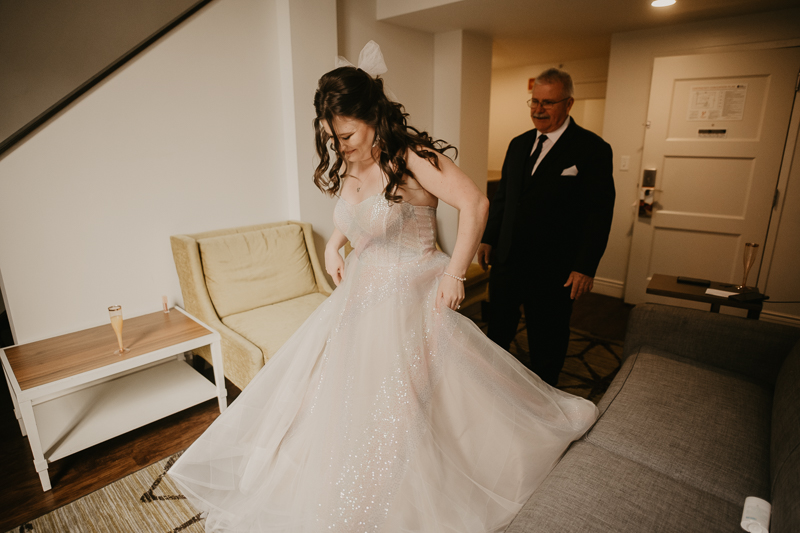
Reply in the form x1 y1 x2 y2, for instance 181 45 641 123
527 97 570 109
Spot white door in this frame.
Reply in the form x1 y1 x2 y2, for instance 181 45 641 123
624 47 800 306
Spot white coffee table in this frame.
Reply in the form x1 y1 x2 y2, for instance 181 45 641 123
0 306 226 491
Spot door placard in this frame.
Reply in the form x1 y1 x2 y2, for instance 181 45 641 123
687 84 747 121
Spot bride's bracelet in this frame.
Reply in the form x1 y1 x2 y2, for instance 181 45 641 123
443 272 466 282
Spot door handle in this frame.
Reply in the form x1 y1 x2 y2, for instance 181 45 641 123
639 169 659 218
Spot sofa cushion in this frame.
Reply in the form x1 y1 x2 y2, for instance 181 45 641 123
506 441 742 533
198 225 317 318
586 348 772 505
771 340 800 531
222 292 328 362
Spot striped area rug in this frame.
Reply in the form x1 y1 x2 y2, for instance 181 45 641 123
5 455 201 533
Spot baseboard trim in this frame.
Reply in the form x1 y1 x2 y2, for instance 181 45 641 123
593 277 624 299
759 310 800 328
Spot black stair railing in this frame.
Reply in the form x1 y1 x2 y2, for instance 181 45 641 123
0 0 213 157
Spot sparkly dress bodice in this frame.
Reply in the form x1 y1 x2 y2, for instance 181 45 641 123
334 194 437 266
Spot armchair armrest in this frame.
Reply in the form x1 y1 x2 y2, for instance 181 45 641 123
298 222 334 295
171 234 264 390
193 321 264 391
623 303 800 386
170 234 219 325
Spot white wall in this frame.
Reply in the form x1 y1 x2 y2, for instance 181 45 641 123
570 99 605 140
376 0 461 19
433 30 492 254
488 57 609 173
602 7 800 304
0 0 292 343
457 32 492 204
0 0 200 143
277 0 338 264
338 0 436 134
432 31 463 254
763 121 800 323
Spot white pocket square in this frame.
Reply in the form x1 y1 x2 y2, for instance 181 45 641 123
561 165 578 176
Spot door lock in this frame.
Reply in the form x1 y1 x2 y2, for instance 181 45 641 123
639 169 658 218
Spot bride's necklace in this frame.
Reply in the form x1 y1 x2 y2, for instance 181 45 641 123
351 159 381 194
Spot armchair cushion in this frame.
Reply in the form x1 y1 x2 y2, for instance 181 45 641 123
221 292 329 363
198 225 317 318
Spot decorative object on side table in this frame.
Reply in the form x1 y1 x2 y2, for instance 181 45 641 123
108 305 129 355
737 242 760 290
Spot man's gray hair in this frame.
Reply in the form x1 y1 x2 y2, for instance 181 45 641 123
534 68 574 98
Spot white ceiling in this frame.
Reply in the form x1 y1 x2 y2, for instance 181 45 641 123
379 0 800 69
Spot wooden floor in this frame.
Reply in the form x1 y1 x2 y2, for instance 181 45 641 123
0 358 241 532
0 293 630 531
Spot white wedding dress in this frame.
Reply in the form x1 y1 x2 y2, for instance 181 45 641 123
169 194 598 532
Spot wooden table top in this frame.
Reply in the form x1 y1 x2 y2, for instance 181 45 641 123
4 310 212 391
646 273 763 311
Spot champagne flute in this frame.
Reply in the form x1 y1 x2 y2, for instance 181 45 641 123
108 305 129 355
737 243 759 290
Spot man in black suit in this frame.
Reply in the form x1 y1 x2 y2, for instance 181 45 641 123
477 68 615 386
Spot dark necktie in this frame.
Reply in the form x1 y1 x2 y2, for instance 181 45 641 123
527 134 548 176
523 134 548 192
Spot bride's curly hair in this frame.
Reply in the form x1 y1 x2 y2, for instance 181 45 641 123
313 66 456 203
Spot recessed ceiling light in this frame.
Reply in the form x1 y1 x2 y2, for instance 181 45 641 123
651 0 676 6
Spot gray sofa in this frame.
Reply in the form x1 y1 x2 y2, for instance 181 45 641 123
507 303 800 533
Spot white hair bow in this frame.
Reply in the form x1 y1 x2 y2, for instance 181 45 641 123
335 41 397 101
335 40 387 77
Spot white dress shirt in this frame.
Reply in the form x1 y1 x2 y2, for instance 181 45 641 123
530 116 571 175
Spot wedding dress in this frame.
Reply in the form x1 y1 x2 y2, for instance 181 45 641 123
169 194 598 532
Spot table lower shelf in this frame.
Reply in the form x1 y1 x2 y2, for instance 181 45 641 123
34 359 217 463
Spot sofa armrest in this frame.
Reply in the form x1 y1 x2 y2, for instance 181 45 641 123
623 303 800 385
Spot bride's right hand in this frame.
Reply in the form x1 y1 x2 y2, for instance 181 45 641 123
325 245 345 286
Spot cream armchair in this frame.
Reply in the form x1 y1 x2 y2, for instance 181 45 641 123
170 221 333 391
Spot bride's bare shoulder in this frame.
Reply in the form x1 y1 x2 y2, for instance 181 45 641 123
405 146 453 173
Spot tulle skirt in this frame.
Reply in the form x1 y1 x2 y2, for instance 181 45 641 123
168 248 598 532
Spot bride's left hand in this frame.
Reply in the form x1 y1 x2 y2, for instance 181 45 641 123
436 275 465 311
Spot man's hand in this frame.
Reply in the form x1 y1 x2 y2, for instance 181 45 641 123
477 243 493 271
564 271 593 300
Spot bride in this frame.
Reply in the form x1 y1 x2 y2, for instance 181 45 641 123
168 42 598 533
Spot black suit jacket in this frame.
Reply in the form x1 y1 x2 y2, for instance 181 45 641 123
482 118 615 279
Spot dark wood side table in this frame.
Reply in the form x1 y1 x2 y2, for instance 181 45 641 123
646 273 763 319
